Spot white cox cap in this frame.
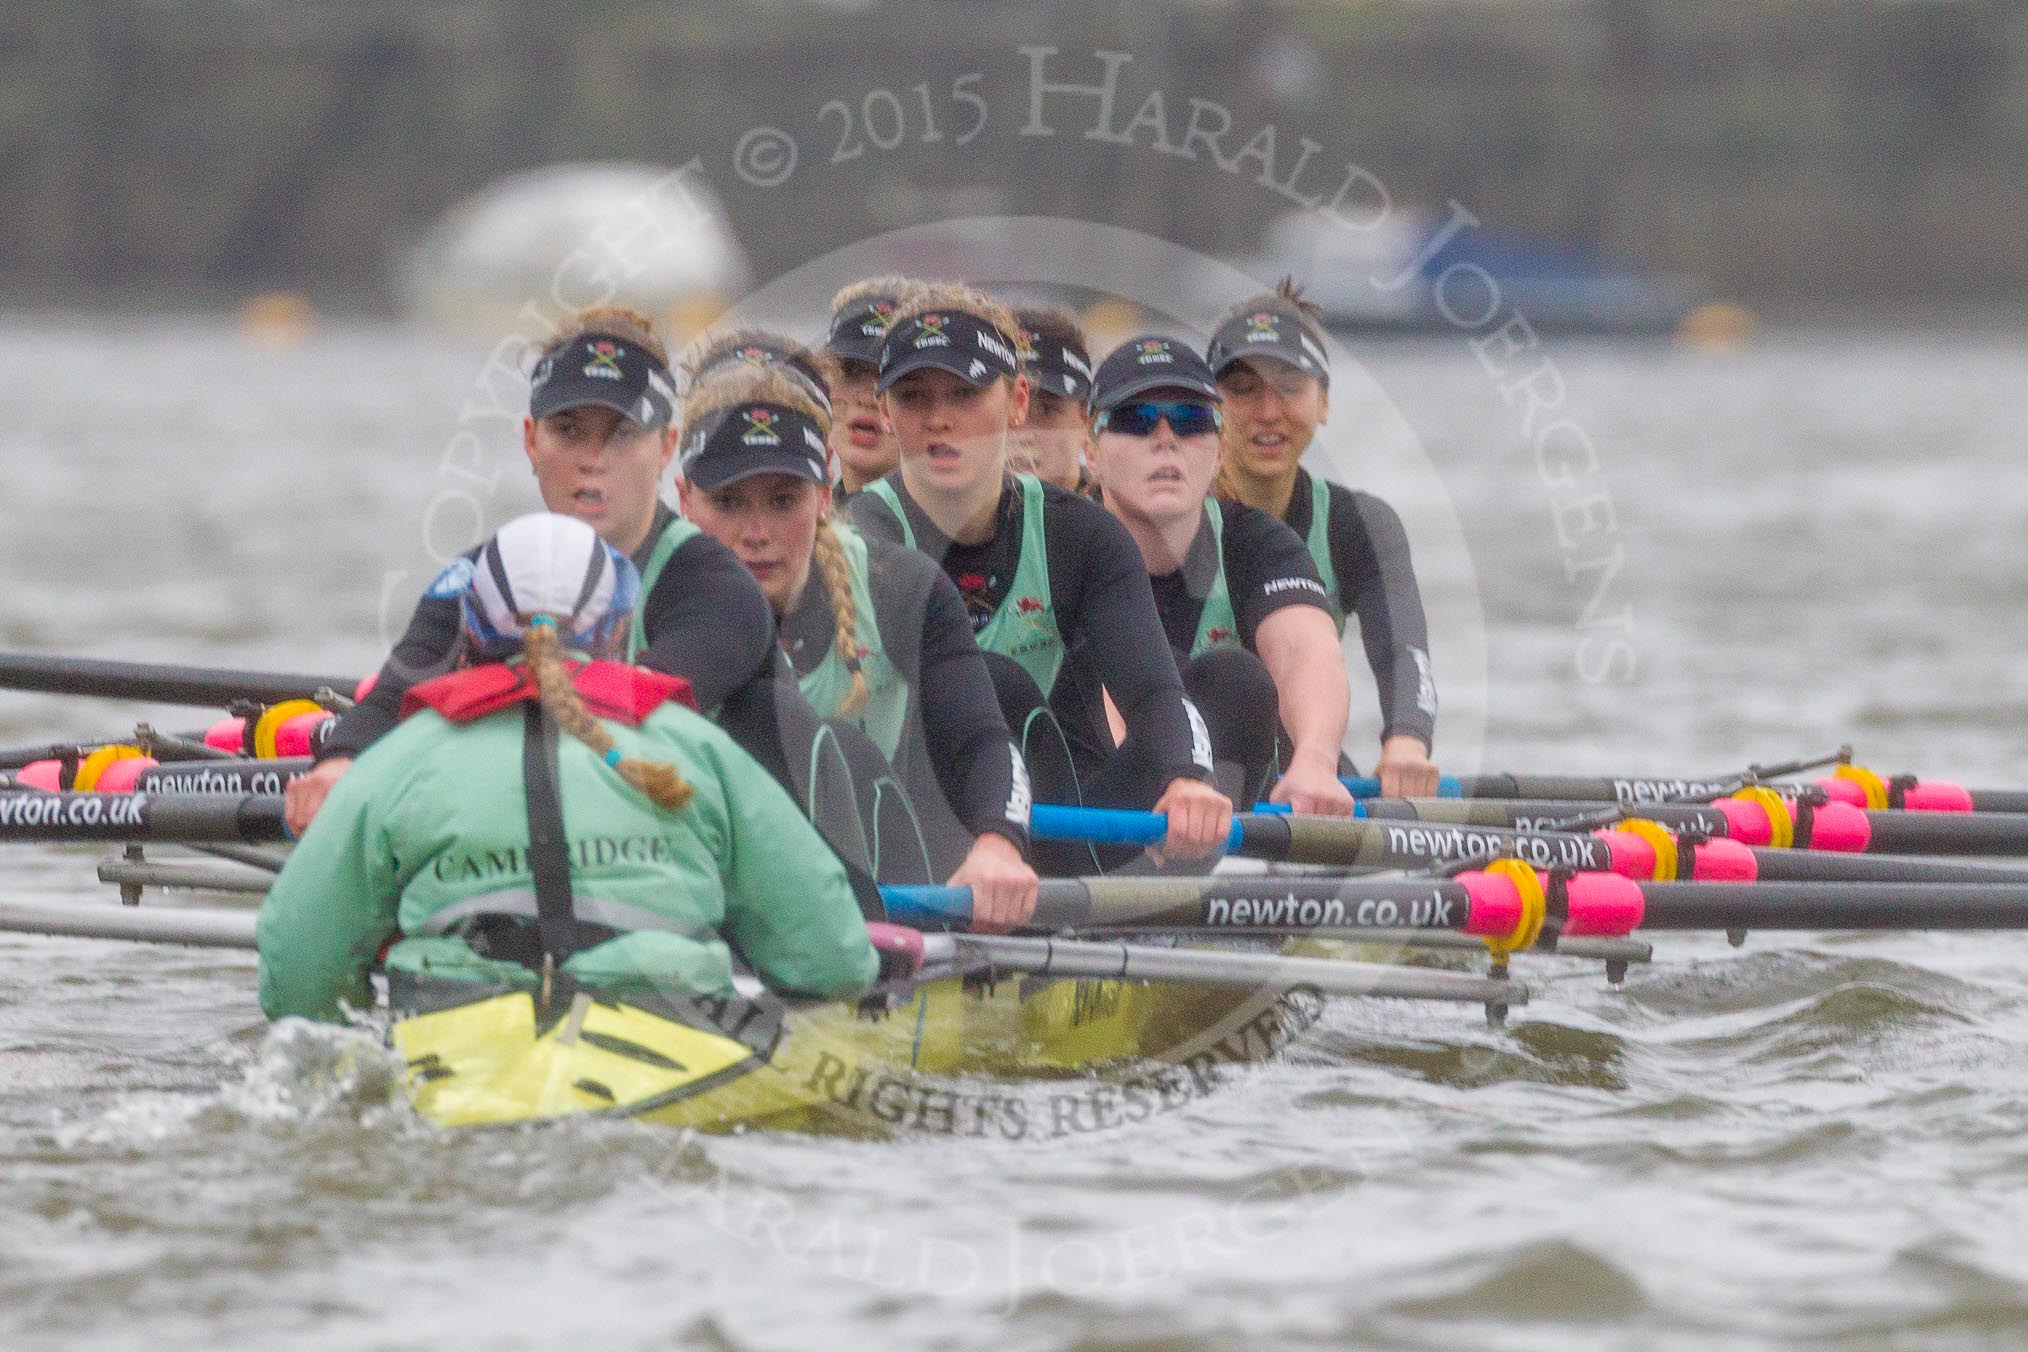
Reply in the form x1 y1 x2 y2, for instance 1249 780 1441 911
461 512 641 655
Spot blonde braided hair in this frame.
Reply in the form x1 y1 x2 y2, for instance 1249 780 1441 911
808 517 871 718
522 620 693 812
684 366 870 718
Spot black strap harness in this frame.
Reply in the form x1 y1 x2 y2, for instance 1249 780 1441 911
522 701 584 1008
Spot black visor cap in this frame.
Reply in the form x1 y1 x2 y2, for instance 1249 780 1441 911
530 333 678 427
680 401 831 492
1204 305 1331 386
876 311 1022 393
1087 333 1222 413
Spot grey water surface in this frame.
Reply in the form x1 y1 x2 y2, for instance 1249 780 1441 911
1 316 2024 1350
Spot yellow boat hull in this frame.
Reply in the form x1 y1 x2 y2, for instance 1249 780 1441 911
392 964 1291 1134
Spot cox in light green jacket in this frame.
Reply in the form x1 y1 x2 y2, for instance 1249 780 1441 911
257 686 878 1023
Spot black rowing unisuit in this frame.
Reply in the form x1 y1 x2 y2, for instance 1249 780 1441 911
777 531 1027 851
848 476 1208 784
1147 502 1330 659
1281 467 1436 750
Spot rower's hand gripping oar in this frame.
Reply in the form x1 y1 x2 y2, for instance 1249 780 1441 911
1030 804 1248 855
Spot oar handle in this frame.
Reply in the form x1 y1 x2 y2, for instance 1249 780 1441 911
878 881 1090 929
1341 774 1463 799
881 885 975 926
1028 804 1245 853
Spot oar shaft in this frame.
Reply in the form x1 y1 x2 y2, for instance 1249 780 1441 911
1403 773 1740 804
1363 753 1845 810
1636 882 2028 930
884 876 1476 933
1029 804 1617 872
1243 811 2028 885
1374 795 2028 859
191 843 289 873
1078 875 1476 930
1746 850 2028 884
1 741 81 771
1812 775 2028 816
1863 810 2028 858
132 759 313 795
1271 814 1615 872
1359 797 1734 834
0 792 289 843
96 858 274 895
0 900 257 948
0 651 353 707
948 934 1526 1005
1 729 230 771
1076 925 1652 965
135 728 239 762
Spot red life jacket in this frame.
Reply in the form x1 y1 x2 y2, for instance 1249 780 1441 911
402 661 696 726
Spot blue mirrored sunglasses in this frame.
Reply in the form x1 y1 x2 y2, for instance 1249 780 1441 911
1095 401 1223 438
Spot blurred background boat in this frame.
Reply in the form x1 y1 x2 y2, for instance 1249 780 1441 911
1235 207 1700 337
398 162 750 341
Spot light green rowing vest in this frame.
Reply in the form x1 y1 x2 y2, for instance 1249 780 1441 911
797 522 910 758
1187 499 1242 659
1299 474 1347 632
865 474 1066 696
626 514 703 661
862 477 917 550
